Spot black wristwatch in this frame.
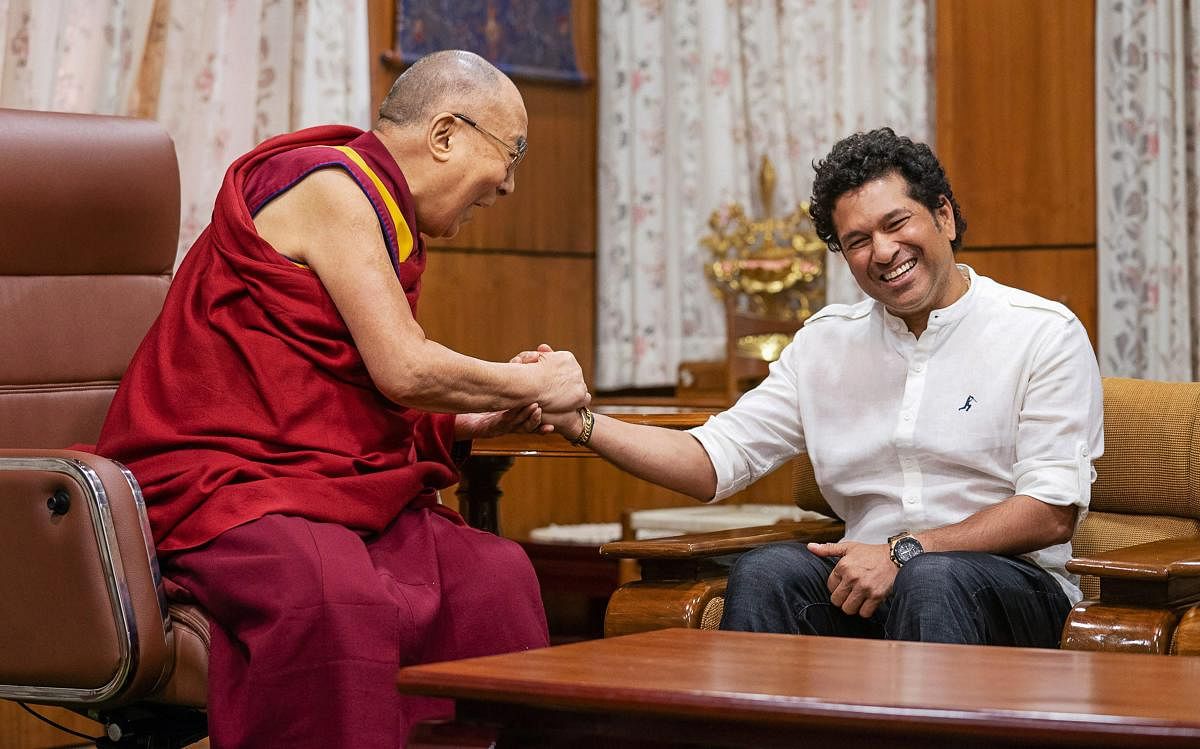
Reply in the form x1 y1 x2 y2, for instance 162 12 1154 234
888 531 924 568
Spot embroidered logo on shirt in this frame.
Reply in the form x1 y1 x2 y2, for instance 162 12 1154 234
958 395 977 412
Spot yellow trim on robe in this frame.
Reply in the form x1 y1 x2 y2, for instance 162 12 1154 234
329 145 414 263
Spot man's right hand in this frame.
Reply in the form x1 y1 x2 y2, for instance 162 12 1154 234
511 343 589 413
533 348 589 412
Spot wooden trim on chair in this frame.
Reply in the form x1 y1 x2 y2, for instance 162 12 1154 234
1060 601 1181 654
1171 606 1200 655
600 519 844 560
1067 536 1200 608
604 578 727 638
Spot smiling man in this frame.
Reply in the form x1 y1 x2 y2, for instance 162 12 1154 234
98 50 588 747
541 127 1103 649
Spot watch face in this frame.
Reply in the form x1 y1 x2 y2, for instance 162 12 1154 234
894 536 923 565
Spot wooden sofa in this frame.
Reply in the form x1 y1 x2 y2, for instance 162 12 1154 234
601 377 1200 655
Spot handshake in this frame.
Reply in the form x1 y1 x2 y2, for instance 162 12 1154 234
455 344 590 441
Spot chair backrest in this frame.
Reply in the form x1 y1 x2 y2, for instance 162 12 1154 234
790 452 833 517
790 376 1200 600
0 107 178 449
0 110 188 709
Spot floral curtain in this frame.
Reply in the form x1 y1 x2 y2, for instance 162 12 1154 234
596 0 934 390
1096 1 1200 380
0 0 371 265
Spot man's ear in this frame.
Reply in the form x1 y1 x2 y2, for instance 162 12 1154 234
428 112 456 163
935 195 956 242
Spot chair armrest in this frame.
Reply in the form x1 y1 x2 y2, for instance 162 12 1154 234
602 518 844 637
1067 537 1200 579
600 518 844 560
0 449 172 706
1067 537 1200 608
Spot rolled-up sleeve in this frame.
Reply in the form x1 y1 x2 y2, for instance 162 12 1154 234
688 349 807 502
1012 316 1104 508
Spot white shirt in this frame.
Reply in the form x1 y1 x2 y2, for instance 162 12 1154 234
689 266 1104 602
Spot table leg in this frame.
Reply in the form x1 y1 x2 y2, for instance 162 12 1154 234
456 455 515 535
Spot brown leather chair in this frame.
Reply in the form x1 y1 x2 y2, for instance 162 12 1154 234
602 377 1200 655
0 108 207 746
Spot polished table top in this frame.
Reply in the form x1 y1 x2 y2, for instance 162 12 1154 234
398 628 1200 746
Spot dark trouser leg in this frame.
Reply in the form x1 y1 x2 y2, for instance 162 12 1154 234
885 552 1071 647
165 515 411 749
719 542 884 638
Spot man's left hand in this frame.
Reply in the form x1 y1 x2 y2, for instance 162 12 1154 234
808 541 898 618
455 403 549 440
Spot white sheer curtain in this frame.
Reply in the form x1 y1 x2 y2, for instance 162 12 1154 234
0 0 153 113
596 0 933 390
0 0 371 264
1096 0 1200 380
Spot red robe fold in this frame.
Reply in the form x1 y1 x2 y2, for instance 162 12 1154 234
97 126 464 554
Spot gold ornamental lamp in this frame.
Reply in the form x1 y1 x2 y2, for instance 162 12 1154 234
700 156 825 365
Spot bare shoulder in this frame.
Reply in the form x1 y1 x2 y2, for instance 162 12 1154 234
252 167 381 266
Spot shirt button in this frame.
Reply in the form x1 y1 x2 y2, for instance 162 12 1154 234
1082 448 1090 457
902 412 913 422
913 364 924 373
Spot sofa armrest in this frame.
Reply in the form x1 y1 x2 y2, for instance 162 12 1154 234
600 518 845 561
1067 537 1200 608
0 449 172 706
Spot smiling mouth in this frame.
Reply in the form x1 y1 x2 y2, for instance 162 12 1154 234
881 259 917 282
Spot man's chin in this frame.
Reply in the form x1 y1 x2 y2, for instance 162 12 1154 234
437 219 465 239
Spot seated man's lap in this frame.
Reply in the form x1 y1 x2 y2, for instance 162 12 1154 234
722 542 1068 646
721 542 883 637
162 510 549 746
368 509 550 659
165 510 548 662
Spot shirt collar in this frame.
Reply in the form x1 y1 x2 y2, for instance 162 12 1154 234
926 263 979 330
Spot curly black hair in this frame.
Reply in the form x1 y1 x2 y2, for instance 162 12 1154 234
809 127 966 253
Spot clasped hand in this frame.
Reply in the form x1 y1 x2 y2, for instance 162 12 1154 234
454 344 588 440
807 540 898 618
509 344 588 439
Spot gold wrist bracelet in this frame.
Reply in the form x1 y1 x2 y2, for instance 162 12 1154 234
569 407 595 446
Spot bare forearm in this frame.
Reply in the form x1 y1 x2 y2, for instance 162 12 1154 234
576 414 717 500
261 173 585 415
379 337 542 412
914 495 1077 556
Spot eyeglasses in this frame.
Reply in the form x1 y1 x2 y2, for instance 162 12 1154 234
453 112 526 174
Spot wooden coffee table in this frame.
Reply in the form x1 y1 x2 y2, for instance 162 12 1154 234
398 628 1200 748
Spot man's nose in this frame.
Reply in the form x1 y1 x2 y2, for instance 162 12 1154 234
871 233 901 263
498 169 516 196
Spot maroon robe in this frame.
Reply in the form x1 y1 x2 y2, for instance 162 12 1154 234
98 126 463 553
97 127 548 747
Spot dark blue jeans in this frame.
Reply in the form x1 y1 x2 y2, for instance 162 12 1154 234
719 542 1071 647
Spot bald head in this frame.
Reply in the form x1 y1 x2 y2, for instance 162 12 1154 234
378 50 515 129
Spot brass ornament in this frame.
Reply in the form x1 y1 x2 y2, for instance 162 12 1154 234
700 156 825 362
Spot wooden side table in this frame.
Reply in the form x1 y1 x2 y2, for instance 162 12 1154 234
458 405 717 536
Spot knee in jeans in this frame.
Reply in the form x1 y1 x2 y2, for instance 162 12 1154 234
728 543 824 592
893 553 963 597
731 544 794 581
